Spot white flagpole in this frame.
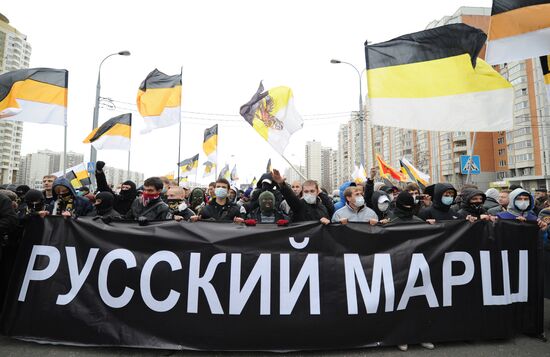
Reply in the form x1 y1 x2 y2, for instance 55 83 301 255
63 71 69 175
280 153 307 181
127 114 132 179
465 132 477 184
177 66 183 184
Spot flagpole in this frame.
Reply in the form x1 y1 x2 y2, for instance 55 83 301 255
215 130 218 179
280 154 307 181
126 114 132 179
176 66 183 184
63 71 69 175
465 132 477 184
63 121 68 175
127 150 131 179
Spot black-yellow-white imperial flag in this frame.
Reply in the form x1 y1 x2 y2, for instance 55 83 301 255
365 23 513 132
0 68 67 125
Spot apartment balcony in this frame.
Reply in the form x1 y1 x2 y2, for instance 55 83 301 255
453 145 468 153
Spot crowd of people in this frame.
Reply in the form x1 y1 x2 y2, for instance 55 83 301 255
1 161 549 351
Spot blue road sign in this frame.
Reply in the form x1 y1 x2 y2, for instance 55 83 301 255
87 162 95 174
460 155 480 175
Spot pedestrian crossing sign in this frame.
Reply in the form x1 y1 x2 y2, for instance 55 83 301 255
460 155 480 175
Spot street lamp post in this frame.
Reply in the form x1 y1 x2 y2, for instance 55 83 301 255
330 59 365 167
90 51 131 181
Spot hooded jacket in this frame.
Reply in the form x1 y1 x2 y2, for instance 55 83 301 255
50 177 93 217
189 188 206 214
387 191 425 225
371 191 392 220
457 189 488 219
245 173 287 214
88 192 120 218
95 170 137 215
0 193 17 235
497 188 538 221
483 188 500 210
418 183 458 221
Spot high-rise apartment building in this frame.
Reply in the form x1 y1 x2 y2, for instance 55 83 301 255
305 140 322 184
18 150 84 188
0 13 31 184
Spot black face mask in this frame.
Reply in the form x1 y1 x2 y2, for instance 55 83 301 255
58 191 72 201
167 199 182 210
27 202 44 213
261 183 273 191
94 200 112 214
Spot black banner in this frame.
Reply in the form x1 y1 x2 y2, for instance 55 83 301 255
0 217 544 351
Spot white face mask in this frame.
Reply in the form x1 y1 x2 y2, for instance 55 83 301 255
303 194 317 204
515 200 530 211
378 202 390 212
354 196 365 207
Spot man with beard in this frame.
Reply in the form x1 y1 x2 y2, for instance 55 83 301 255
166 186 195 221
88 192 120 218
95 161 137 215
126 177 169 221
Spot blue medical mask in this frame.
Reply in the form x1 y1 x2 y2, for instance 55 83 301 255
441 196 454 206
215 188 228 199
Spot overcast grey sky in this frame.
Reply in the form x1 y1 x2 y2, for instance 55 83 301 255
3 0 491 183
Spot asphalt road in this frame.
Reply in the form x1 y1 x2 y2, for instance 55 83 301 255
1 300 549 357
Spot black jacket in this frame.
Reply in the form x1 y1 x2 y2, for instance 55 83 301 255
126 197 169 221
50 177 93 217
371 190 392 220
95 170 137 215
279 183 330 222
364 178 374 209
0 193 17 235
418 183 459 221
246 207 290 223
456 189 488 219
87 207 121 218
200 200 243 221
387 207 426 225
167 202 196 221
483 197 500 211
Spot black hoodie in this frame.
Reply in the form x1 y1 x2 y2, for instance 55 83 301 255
96 169 137 215
418 183 458 221
456 189 487 219
371 190 392 220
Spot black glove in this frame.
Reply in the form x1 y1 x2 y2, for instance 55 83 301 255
96 161 105 171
